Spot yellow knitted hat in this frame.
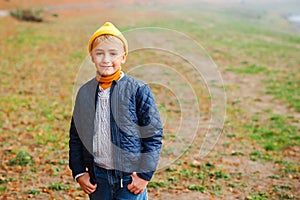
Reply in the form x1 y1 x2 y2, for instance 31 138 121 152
88 22 128 55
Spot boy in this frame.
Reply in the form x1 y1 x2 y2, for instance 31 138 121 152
69 22 163 200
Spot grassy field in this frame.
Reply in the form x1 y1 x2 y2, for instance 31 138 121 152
0 1 299 199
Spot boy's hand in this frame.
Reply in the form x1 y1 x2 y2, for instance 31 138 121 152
77 173 97 194
127 172 149 195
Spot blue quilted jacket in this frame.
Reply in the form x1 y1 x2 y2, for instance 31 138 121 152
69 73 163 183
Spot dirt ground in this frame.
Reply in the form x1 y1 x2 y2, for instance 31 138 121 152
0 0 299 199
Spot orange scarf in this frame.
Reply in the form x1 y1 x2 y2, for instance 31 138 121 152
96 67 121 90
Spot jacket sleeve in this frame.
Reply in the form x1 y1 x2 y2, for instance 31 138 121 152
69 117 86 179
135 84 163 181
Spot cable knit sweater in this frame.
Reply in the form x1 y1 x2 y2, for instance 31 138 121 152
93 86 114 169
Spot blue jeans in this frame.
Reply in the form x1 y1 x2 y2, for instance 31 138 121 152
89 165 148 200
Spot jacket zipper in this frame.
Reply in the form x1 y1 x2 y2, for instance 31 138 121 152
110 81 123 186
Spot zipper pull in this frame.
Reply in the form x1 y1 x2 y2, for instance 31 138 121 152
120 178 123 188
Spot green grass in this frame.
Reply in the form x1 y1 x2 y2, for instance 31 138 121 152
195 171 206 180
28 189 41 195
226 64 270 75
214 171 231 181
248 114 300 151
265 73 300 112
47 183 69 191
6 27 58 47
248 192 270 200
8 151 34 166
154 162 232 195
276 193 296 199
281 165 298 174
148 181 171 189
231 151 245 156
226 60 299 113
250 150 274 161
187 185 206 193
0 1 300 199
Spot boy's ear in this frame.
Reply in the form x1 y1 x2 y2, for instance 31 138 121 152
90 52 95 63
121 54 126 64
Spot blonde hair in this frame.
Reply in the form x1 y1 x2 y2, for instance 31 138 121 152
91 34 125 53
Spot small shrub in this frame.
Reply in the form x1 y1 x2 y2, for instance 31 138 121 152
148 181 170 189
282 166 297 174
0 186 5 192
9 151 34 166
264 142 275 151
28 189 40 194
187 185 206 193
203 162 215 170
196 171 206 180
10 8 44 22
212 185 222 192
0 177 7 185
272 185 292 192
268 175 280 179
231 151 245 156
167 176 178 182
47 183 69 191
165 167 177 172
248 192 269 200
215 171 231 180
276 193 295 199
180 168 194 178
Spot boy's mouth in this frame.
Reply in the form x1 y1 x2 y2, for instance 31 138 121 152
101 65 112 68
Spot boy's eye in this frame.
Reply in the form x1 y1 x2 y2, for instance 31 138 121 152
96 52 103 56
110 52 117 56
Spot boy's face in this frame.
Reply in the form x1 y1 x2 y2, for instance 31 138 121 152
90 37 126 77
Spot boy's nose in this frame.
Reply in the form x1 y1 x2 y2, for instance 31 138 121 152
102 54 111 63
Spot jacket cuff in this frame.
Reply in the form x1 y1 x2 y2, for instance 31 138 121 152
136 171 154 181
75 172 87 182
